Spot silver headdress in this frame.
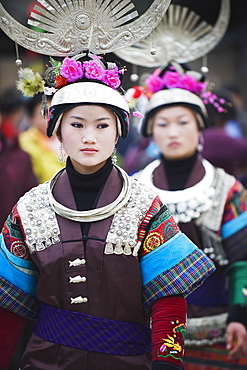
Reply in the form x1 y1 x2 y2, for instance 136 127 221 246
0 0 174 139
0 0 171 56
114 0 230 67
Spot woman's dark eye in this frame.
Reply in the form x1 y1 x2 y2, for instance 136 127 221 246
71 123 83 128
98 123 109 129
180 121 188 125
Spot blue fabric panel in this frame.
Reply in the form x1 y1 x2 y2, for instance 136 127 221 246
140 232 197 286
0 234 38 297
222 210 247 239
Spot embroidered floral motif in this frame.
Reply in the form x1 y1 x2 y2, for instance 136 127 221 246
157 320 186 362
143 232 165 254
142 211 179 257
10 241 29 259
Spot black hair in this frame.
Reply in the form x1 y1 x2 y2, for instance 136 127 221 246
25 93 52 117
0 88 24 115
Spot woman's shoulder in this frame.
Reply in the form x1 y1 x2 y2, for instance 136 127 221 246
132 159 160 181
17 181 49 205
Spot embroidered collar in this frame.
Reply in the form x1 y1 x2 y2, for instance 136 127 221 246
138 159 216 223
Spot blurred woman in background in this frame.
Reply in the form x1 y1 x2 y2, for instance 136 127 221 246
134 62 247 369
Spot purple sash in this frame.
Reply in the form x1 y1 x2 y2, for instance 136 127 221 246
34 302 151 355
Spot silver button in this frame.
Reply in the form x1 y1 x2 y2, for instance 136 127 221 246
69 258 86 267
69 275 87 283
70 296 88 304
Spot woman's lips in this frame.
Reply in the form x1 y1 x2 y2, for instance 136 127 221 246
168 142 181 148
81 148 98 154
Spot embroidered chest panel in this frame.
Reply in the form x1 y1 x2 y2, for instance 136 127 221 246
17 180 156 256
17 183 60 254
105 179 156 256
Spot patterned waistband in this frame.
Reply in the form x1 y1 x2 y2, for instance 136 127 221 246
34 302 151 355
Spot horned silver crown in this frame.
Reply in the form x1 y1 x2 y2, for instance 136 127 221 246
114 0 230 67
0 0 171 56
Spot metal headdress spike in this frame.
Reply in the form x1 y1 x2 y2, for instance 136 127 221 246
0 0 171 57
114 0 230 67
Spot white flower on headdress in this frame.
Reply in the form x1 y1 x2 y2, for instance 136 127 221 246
16 68 45 97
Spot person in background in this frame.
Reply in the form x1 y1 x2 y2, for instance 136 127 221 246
0 87 26 139
201 90 247 184
0 99 38 230
223 84 247 138
134 61 247 370
19 93 64 183
0 54 215 370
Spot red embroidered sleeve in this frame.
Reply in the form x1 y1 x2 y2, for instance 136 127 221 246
151 297 186 367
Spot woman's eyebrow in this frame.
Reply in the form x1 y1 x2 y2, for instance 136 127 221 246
69 115 85 120
69 116 111 121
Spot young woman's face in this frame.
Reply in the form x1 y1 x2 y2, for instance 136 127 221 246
60 105 118 174
152 106 200 160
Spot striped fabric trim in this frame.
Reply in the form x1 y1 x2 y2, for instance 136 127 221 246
141 205 180 257
140 232 197 286
222 210 247 239
0 277 39 319
0 234 38 297
223 226 247 262
142 249 215 313
223 181 247 223
184 344 247 369
137 196 162 243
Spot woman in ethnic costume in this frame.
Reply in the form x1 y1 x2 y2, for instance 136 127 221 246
134 61 247 369
0 53 215 370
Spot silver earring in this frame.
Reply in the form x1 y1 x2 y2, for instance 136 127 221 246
57 143 66 163
197 133 204 152
111 147 117 165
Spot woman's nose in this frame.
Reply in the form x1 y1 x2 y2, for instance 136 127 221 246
167 124 179 137
82 130 96 143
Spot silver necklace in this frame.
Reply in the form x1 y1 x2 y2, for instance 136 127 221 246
48 165 132 222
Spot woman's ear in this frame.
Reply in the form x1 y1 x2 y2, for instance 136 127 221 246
56 133 62 143
115 135 119 145
56 125 62 142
